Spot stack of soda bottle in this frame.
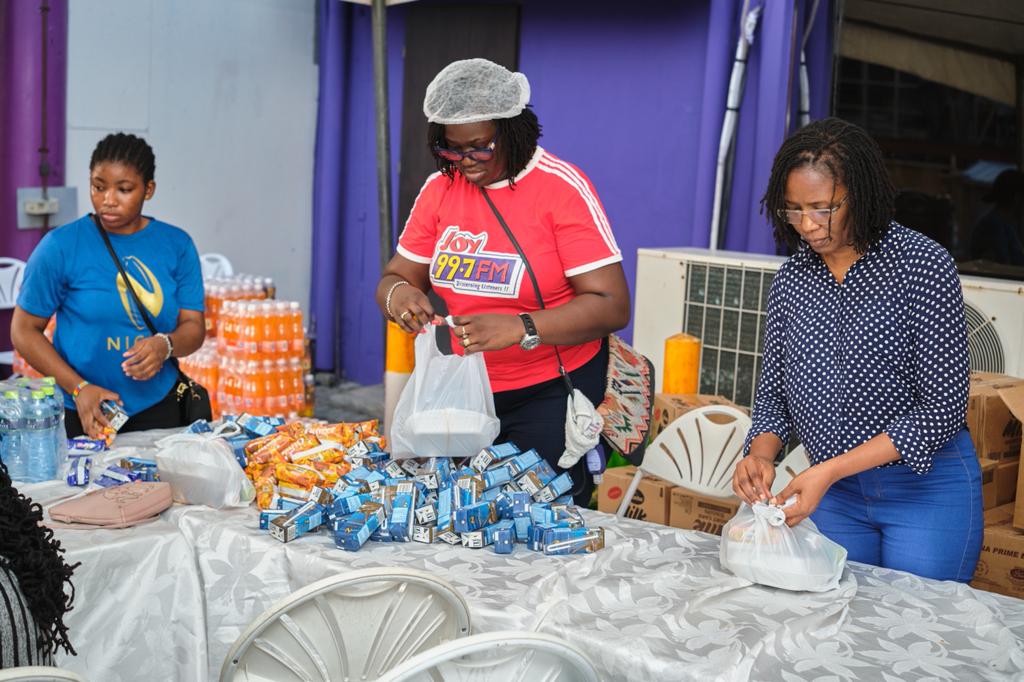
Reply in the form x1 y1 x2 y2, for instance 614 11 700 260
181 273 314 420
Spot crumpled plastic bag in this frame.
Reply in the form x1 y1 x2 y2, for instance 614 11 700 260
155 431 255 509
390 328 500 460
558 389 603 469
720 498 847 592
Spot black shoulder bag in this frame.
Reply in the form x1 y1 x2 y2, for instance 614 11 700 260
479 188 655 465
92 214 212 425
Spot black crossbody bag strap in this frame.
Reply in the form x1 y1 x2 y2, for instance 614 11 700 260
91 214 176 367
479 188 575 395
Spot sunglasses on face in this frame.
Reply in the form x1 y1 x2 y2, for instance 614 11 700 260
777 195 848 226
432 136 497 163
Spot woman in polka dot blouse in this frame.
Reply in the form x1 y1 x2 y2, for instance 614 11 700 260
732 118 981 583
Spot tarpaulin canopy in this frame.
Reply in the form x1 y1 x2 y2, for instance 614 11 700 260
840 0 1024 106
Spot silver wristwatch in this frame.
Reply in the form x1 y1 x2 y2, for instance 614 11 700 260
519 313 541 351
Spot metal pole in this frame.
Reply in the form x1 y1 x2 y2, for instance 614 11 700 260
372 0 393 274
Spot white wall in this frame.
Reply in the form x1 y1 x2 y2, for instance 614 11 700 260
66 0 318 311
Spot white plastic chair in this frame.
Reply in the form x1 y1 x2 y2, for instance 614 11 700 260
771 444 810 496
377 631 600 682
200 252 234 280
219 567 472 682
0 257 27 367
0 667 85 682
617 405 752 514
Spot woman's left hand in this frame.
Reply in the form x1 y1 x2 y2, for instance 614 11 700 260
122 335 169 380
772 463 837 527
450 314 524 354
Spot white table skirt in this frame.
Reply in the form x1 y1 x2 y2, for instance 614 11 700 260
17 472 1024 682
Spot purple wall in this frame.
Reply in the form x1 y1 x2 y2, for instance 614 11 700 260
325 0 832 384
0 1 67 358
519 0 711 343
334 5 406 384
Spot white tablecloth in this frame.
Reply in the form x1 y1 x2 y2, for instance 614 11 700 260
19 476 1024 681
19 481 207 682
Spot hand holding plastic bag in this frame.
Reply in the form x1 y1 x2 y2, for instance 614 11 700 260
390 328 500 459
155 429 255 508
720 497 847 591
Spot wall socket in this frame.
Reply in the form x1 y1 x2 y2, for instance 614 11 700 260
16 187 78 229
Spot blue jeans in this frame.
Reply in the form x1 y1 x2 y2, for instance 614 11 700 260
810 428 982 582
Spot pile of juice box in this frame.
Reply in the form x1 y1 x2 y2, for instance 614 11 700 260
232 415 606 556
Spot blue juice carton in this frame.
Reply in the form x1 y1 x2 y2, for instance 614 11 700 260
453 500 496 533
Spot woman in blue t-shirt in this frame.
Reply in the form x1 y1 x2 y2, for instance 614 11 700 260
11 133 206 438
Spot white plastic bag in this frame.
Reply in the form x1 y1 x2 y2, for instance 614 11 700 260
390 329 500 459
720 499 847 592
154 432 255 508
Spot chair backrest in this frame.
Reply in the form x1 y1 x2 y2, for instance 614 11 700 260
219 567 472 682
377 631 600 682
200 252 234 280
642 405 752 498
771 444 810 496
0 257 27 310
0 667 85 682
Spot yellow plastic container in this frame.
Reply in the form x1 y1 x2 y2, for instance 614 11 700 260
663 333 700 394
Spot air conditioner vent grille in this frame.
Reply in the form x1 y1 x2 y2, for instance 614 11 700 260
685 263 775 409
964 301 1005 373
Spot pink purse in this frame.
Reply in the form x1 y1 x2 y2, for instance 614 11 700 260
48 481 173 529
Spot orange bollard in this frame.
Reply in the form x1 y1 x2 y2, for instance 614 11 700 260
383 321 416 441
663 333 700 394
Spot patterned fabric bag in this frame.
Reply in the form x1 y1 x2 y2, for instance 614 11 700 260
597 335 655 465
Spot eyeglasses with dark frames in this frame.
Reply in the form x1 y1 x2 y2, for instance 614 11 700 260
433 135 497 163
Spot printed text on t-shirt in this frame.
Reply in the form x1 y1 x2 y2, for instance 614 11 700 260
430 226 525 298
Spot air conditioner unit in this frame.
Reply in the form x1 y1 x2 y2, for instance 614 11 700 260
634 247 1024 409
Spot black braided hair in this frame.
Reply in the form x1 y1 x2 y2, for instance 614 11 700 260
761 117 895 253
89 132 156 185
428 107 542 189
0 462 79 656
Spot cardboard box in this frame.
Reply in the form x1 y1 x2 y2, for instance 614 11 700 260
980 458 998 511
997 459 1019 507
668 486 741 537
968 374 1024 461
994 385 1024 529
596 466 673 525
651 394 748 440
972 504 1024 599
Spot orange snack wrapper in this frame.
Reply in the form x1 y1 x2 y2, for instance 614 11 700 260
255 480 277 510
352 419 380 438
247 446 289 467
307 422 352 444
275 462 323 489
306 461 348 484
245 432 293 457
293 448 347 465
281 435 321 459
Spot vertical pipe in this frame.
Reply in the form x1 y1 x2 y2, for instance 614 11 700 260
371 0 393 273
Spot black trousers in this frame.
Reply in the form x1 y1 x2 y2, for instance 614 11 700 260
65 384 183 438
493 339 608 506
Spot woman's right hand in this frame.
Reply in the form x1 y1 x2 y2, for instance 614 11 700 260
74 384 122 439
390 285 438 334
732 455 777 505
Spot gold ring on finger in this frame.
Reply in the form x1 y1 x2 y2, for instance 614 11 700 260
400 311 411 320
462 336 471 348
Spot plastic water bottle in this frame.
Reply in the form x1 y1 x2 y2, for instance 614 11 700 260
2 390 27 480
24 389 57 483
40 381 67 477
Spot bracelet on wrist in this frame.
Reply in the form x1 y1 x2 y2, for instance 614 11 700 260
384 280 410 321
155 333 174 361
72 380 89 399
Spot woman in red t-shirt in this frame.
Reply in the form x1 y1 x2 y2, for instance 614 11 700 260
375 59 630 504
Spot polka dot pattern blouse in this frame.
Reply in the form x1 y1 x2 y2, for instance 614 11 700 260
743 222 969 475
